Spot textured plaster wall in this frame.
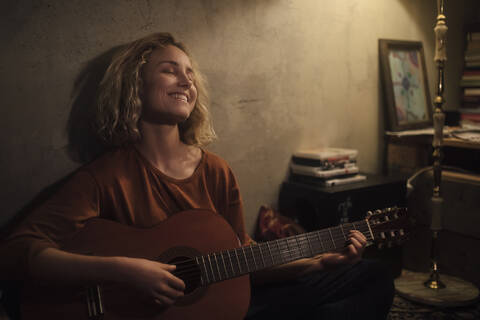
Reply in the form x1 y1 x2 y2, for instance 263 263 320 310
1 0 477 235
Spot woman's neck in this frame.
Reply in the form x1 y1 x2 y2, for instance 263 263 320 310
136 121 185 163
136 121 201 179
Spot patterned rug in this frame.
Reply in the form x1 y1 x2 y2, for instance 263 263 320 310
1 292 479 320
388 295 480 320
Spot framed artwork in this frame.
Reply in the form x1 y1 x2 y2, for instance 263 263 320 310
379 39 432 131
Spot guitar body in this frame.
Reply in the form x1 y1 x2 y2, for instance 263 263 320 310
21 210 251 320
20 206 409 319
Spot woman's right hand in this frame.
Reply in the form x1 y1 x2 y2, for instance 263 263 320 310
115 257 186 306
30 248 186 307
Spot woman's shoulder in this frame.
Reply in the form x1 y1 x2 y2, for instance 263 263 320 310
80 145 138 180
201 149 239 186
202 149 232 171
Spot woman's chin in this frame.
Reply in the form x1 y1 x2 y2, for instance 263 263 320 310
140 112 191 126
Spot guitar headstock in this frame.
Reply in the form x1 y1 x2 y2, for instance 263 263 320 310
366 207 410 249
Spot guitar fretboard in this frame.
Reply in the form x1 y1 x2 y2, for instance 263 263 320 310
195 220 374 285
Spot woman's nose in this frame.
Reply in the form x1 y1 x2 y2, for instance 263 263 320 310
178 72 193 88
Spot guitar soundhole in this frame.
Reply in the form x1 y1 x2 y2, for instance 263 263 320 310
170 256 201 295
157 246 207 306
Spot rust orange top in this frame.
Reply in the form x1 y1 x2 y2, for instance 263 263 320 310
1 145 251 280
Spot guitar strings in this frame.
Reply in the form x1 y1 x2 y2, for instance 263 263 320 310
173 235 374 278
170 223 376 283
172 233 366 284
170 223 373 272
173 246 376 284
175 211 406 284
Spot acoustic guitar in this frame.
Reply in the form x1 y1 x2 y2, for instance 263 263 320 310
21 207 409 320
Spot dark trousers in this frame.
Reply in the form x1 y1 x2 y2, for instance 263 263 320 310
245 259 394 320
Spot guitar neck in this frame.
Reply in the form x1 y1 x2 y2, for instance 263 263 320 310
196 220 374 285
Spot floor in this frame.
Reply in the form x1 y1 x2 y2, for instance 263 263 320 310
2 293 479 319
388 294 480 320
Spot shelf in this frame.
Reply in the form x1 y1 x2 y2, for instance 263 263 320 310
444 137 480 150
386 134 480 150
385 133 480 176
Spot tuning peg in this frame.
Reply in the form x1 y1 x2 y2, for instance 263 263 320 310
367 210 374 216
380 232 386 239
375 209 382 215
399 229 405 236
390 231 395 237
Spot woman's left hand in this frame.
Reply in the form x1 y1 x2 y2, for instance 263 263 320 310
317 230 368 271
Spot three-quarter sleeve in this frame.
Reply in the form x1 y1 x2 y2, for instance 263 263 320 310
0 170 100 280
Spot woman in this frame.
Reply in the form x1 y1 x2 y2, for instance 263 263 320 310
1 33 393 319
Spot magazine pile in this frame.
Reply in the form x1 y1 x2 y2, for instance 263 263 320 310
289 147 366 187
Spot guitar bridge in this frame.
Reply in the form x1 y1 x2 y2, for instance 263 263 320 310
85 284 104 319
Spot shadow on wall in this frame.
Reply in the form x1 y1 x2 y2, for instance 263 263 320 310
67 45 126 164
0 44 130 320
0 45 125 239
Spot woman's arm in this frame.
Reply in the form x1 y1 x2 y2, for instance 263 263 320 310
30 247 185 306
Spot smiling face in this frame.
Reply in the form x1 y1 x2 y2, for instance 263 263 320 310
140 45 198 125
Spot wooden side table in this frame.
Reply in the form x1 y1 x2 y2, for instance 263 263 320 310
278 174 407 278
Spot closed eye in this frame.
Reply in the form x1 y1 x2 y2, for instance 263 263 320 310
157 61 195 80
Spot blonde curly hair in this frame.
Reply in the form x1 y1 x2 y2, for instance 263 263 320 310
95 32 215 147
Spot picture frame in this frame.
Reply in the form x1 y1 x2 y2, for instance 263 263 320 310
379 39 432 132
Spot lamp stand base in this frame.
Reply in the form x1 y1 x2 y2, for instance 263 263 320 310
395 270 479 307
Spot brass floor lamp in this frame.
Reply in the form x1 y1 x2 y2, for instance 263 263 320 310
394 0 479 307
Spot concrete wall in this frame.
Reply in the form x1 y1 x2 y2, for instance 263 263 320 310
1 0 478 235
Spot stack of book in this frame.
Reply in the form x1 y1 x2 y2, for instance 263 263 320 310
460 25 480 127
289 148 366 187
